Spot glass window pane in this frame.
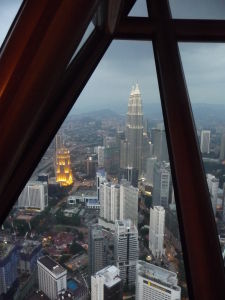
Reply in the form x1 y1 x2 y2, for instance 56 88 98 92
1 38 188 299
169 0 225 20
179 41 225 266
128 0 148 17
0 0 22 46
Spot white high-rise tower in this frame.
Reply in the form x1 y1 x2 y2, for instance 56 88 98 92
149 206 165 258
126 84 144 173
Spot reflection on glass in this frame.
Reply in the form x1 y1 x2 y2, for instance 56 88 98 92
169 0 225 20
0 41 188 299
179 42 225 270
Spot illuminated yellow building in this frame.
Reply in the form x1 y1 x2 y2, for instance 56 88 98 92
55 147 73 186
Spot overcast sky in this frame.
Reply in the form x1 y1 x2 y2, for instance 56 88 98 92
1 0 225 115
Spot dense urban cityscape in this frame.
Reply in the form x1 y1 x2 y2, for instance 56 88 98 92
1 84 225 300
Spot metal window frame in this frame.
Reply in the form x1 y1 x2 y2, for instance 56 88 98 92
0 0 225 299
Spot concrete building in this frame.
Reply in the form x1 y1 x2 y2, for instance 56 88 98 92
152 161 171 208
120 179 138 226
200 130 211 154
96 169 107 201
149 206 165 258
126 84 144 173
0 241 19 295
17 181 48 211
19 240 42 274
100 180 138 226
88 225 107 278
145 156 157 186
91 265 122 300
220 133 225 161
37 256 67 300
151 126 169 162
97 146 105 168
136 261 181 300
114 220 138 287
119 166 139 188
207 173 219 215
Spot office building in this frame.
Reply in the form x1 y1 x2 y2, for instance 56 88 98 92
88 225 107 277
18 181 48 211
220 133 225 161
100 180 138 226
0 241 19 295
120 179 138 226
114 220 138 287
149 206 165 258
151 126 169 162
96 169 107 201
91 265 122 300
87 156 98 178
207 173 219 215
97 146 105 168
104 146 120 175
136 261 181 300
37 256 67 300
120 139 128 169
200 130 211 154
55 147 73 186
19 240 42 274
100 183 120 223
152 161 171 208
126 84 144 173
145 156 157 186
119 166 139 188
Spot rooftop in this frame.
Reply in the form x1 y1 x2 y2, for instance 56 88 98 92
0 241 15 260
137 261 181 291
20 240 41 255
38 256 66 275
94 265 121 288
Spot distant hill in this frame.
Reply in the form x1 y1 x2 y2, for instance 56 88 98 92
69 103 225 126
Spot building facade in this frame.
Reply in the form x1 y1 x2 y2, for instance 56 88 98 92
37 256 67 300
91 265 122 300
136 261 181 300
152 162 171 208
200 130 211 154
0 241 19 296
126 84 144 173
207 173 219 215
149 206 165 258
17 181 48 211
151 125 169 163
114 220 138 287
88 225 107 278
19 240 42 274
100 180 138 226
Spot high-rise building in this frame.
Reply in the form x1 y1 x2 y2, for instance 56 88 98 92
120 139 128 169
17 181 48 211
96 169 107 201
200 130 211 154
88 225 107 278
91 265 123 300
0 241 19 296
97 146 105 168
19 240 42 274
145 156 157 186
151 126 169 162
100 180 138 226
206 173 219 215
126 84 144 173
87 156 98 178
152 161 171 208
119 166 139 188
55 147 73 186
149 206 165 258
220 133 225 161
37 256 67 300
100 183 120 223
136 261 181 300
120 179 139 226
114 220 138 287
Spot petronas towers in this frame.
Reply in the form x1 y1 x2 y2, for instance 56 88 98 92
124 84 144 173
